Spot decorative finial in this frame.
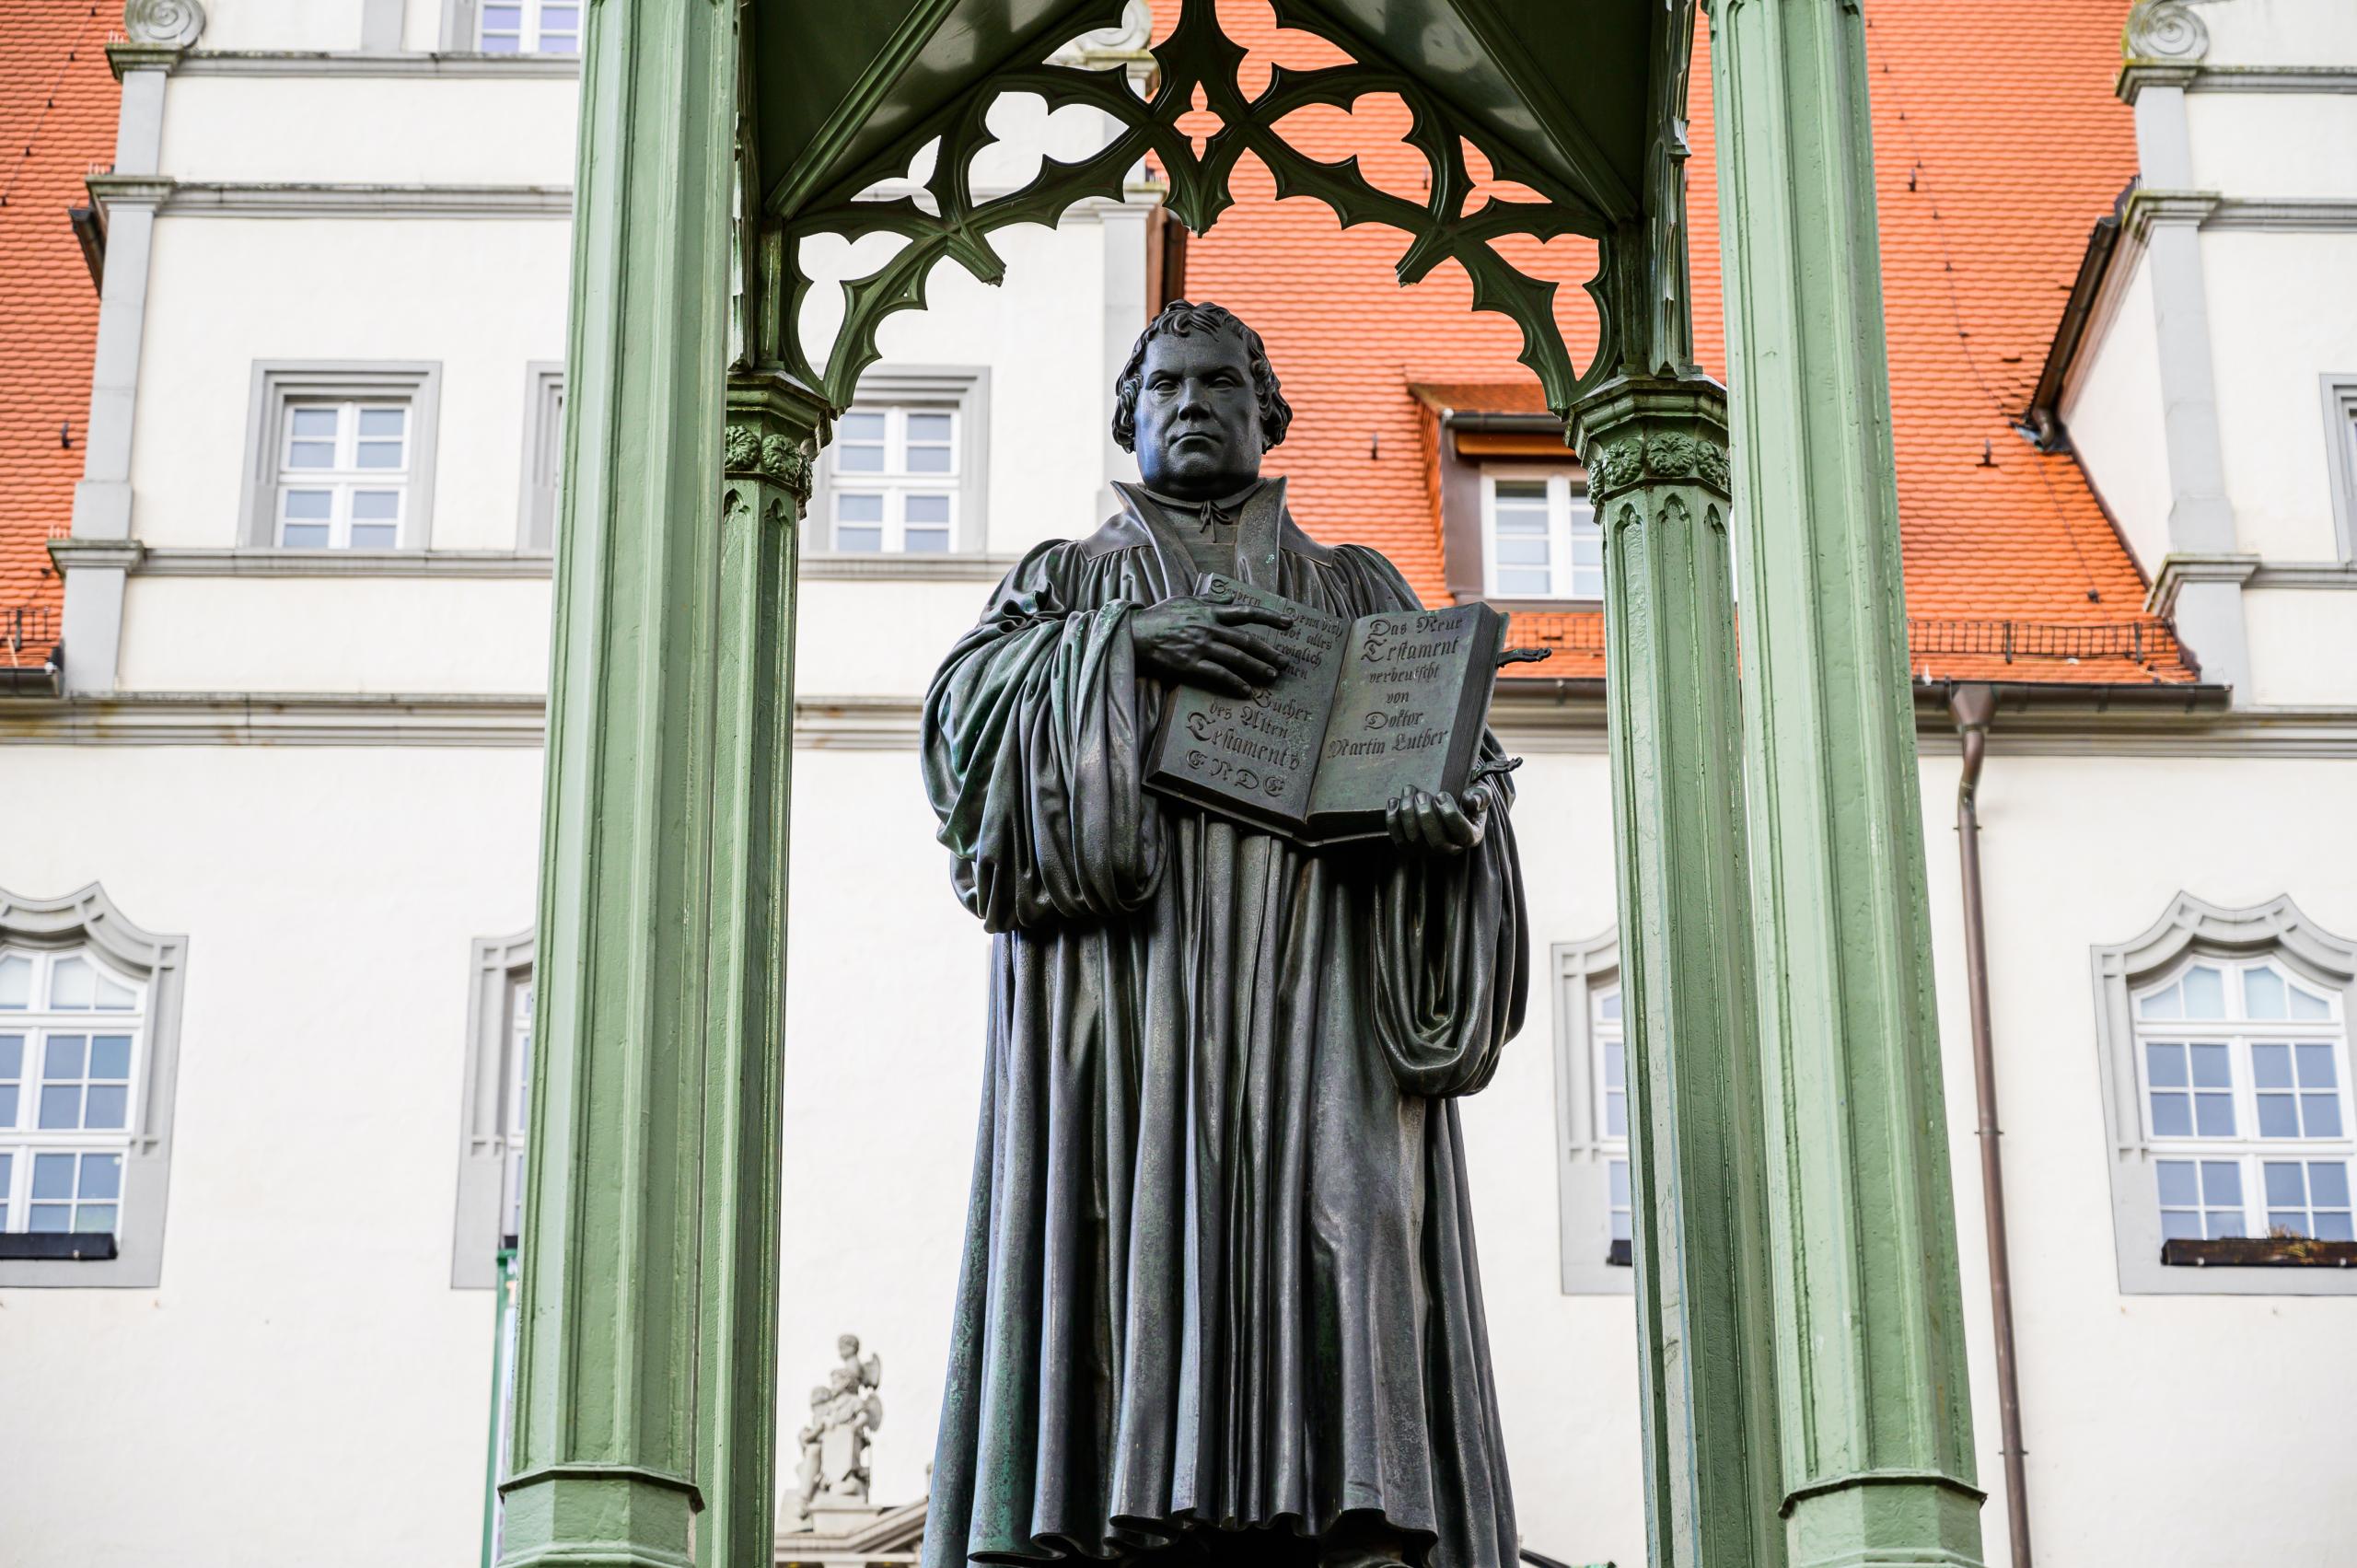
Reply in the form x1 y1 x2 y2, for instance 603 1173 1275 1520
2125 0 2208 61
123 0 206 48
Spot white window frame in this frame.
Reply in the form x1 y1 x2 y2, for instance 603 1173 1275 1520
2130 956 2351 1240
1552 929 1632 1294
241 363 442 550
271 400 413 550
2322 374 2357 564
0 884 188 1289
453 928 534 1288
1480 467 1600 601
2093 893 2357 1295
810 366 991 560
472 0 581 52
519 363 565 551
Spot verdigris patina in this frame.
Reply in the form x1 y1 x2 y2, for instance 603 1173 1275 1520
920 304 1527 1568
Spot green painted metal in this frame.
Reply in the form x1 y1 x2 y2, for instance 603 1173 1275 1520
483 1247 520 1568
1707 3 1986 1564
1574 377 1784 1568
497 1 818 1565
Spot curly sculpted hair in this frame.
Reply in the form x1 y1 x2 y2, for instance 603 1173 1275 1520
1110 300 1295 455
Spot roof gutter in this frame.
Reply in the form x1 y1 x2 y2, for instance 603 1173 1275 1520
2022 190 2130 451
1439 409 1569 438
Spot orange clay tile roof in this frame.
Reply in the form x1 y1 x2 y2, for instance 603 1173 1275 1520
0 2 111 671
1173 0 2192 686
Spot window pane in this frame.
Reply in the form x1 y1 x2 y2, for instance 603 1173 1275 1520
2295 1042 2337 1087
2150 1093 2191 1137
352 491 401 521
350 524 399 551
357 408 404 437
81 1153 121 1200
2253 1042 2292 1088
29 1205 69 1233
2289 984 2330 1021
1603 1040 1625 1090
2201 1160 2242 1205
94 973 134 1010
355 440 405 470
906 412 953 444
2138 981 2182 1019
2193 1093 2234 1136
1608 1158 1629 1208
2189 1041 2229 1087
281 523 331 549
2264 1161 2307 1207
0 955 29 1008
837 445 886 473
905 494 951 525
1494 480 1546 503
2207 1213 2247 1239
39 1086 82 1129
84 1085 127 1130
282 490 333 520
903 529 951 553
2305 1095 2343 1138
2146 1041 2187 1087
1596 990 1620 1023
50 958 93 1009
31 1151 73 1199
287 440 336 469
483 4 522 25
841 412 885 442
0 1085 14 1126
45 1034 86 1077
0 1032 18 1077
289 407 338 437
2159 1208 2201 1240
2245 966 2287 1019
88 1035 131 1080
2312 1161 2351 1209
2181 966 2225 1017
1496 568 1550 596
836 494 883 524
2258 1094 2300 1138
835 526 883 552
1605 1090 1626 1139
2155 1160 2198 1206
73 1203 117 1234
2318 1212 2356 1241
906 446 953 475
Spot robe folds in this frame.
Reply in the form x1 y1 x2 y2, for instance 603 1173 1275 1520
919 485 1527 1568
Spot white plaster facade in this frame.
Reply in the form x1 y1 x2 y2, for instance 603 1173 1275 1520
4 5 2356 1568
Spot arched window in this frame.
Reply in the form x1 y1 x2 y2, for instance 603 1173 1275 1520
2095 895 2357 1295
0 886 187 1287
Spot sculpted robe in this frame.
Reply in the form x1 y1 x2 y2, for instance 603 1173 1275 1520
920 481 1526 1568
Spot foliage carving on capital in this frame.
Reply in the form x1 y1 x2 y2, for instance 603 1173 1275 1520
1591 441 1646 497
1587 431 1730 501
2125 0 2209 61
726 422 815 507
123 0 205 46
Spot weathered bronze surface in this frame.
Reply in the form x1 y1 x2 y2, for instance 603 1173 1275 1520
919 305 1528 1568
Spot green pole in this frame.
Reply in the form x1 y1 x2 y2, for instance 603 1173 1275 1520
1708 3 1986 1565
497 1 817 1564
1574 377 1785 1568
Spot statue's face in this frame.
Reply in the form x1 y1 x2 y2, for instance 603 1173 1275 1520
837 1334 857 1357
1133 327 1263 500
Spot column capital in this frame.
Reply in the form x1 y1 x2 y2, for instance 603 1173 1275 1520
1571 375 1731 506
725 372 830 507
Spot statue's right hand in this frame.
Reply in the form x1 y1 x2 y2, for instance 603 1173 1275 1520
1130 597 1295 696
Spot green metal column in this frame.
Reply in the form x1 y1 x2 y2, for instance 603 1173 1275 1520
497 0 817 1563
1708 4 1986 1566
1574 377 1784 1568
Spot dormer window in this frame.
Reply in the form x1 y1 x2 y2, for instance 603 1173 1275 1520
1481 470 1599 600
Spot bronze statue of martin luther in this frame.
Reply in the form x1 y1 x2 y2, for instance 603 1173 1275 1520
920 303 1527 1568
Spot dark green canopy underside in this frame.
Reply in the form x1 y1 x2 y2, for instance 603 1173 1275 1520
751 0 1656 226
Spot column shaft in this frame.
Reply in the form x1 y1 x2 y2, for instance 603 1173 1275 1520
1709 2 1986 1563
1576 377 1784 1568
499 2 810 1565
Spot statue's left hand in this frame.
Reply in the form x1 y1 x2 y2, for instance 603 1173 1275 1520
1386 787 1487 854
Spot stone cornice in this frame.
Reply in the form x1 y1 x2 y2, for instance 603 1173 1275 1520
48 538 146 574
2147 551 2259 617
2121 62 2357 102
2203 197 2357 232
107 42 185 80
2122 187 2221 242
132 547 555 578
146 181 573 217
84 173 175 210
172 50 581 78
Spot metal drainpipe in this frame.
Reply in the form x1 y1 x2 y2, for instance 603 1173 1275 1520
1951 681 2033 1568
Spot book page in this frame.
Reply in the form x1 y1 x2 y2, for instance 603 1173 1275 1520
1143 575 1350 833
1304 604 1496 834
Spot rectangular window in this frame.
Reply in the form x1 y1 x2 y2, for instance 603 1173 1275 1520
1482 470 1599 599
830 407 959 553
1550 933 1631 1293
275 401 411 549
520 364 565 550
812 368 989 556
480 0 579 52
243 363 442 551
2133 958 2354 1244
0 950 145 1239
454 931 535 1288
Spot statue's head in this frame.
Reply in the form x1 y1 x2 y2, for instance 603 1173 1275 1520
1113 301 1294 502
837 1332 860 1358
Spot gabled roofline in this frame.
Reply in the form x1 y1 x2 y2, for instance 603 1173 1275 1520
2023 183 2132 450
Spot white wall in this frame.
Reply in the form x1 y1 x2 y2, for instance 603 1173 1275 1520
2061 255 2173 575
0 743 544 1568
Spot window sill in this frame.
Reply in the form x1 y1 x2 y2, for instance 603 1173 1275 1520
0 1232 120 1262
1472 594 1604 616
135 548 553 578
2161 1236 2357 1269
